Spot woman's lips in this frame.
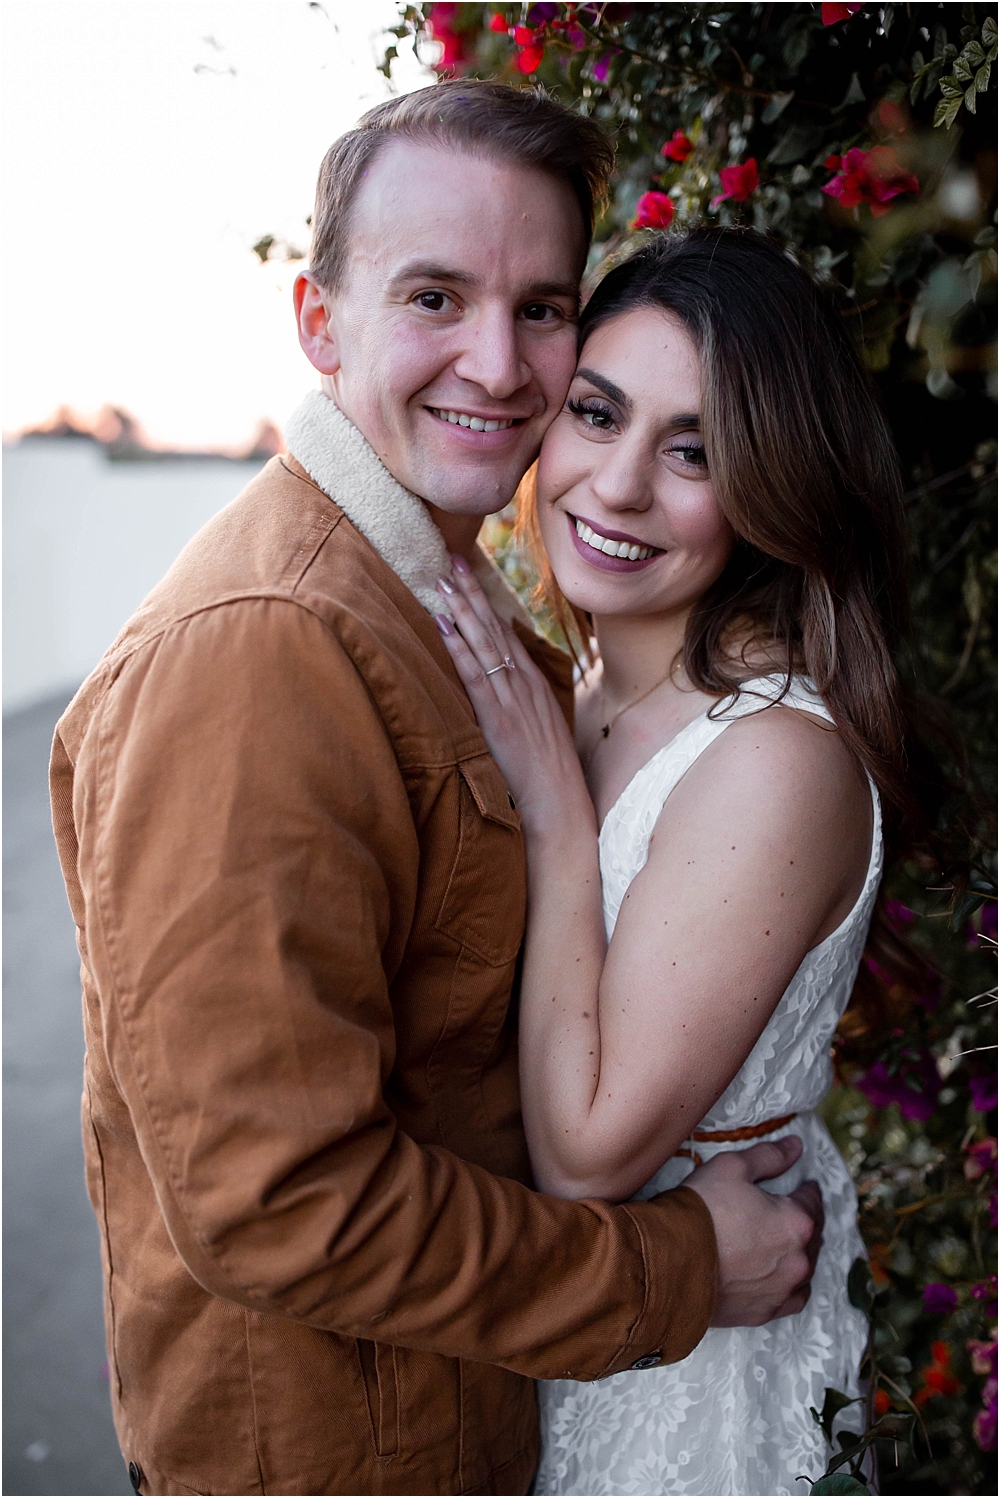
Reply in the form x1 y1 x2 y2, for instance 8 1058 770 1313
567 512 663 573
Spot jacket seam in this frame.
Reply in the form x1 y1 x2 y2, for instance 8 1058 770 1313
596 1204 653 1378
243 1310 267 1495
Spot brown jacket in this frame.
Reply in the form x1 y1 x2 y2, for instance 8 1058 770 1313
50 399 717 1497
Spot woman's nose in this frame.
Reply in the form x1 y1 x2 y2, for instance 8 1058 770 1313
586 438 654 514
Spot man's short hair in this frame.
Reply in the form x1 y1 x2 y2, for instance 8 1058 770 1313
310 79 615 291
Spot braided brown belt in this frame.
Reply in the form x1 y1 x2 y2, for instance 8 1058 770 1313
674 1112 798 1168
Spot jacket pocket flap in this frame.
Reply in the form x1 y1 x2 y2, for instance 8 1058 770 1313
458 755 520 831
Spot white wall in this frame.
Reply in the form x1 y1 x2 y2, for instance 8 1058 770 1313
3 438 267 712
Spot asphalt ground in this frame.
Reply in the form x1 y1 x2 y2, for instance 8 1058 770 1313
3 690 132 1496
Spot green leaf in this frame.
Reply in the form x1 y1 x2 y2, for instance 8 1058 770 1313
938 74 964 97
934 96 963 128
810 1477 871 1496
848 1257 875 1312
965 81 978 112
811 1386 862 1443
762 90 794 124
984 15 998 47
964 39 986 66
953 56 973 82
975 62 991 91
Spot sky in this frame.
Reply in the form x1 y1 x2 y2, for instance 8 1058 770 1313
2 0 430 448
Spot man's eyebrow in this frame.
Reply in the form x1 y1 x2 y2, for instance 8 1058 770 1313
388 261 478 288
575 368 633 411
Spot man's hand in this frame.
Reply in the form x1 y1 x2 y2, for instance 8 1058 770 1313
682 1136 824 1327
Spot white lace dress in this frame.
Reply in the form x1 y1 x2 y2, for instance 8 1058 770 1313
534 676 879 1497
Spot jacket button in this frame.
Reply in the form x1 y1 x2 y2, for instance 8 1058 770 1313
630 1351 662 1371
128 1462 143 1493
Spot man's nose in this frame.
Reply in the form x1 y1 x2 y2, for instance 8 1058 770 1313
451 308 531 400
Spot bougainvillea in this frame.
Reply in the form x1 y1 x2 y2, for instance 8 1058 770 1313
381 3 997 1490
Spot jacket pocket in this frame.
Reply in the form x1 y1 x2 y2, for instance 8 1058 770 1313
356 1339 399 1459
434 755 525 968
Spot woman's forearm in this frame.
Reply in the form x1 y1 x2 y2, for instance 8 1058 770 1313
517 821 612 1197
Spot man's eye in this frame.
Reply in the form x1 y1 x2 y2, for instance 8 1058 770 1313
415 291 453 312
522 302 558 322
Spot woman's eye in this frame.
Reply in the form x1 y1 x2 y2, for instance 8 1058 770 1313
567 397 617 431
671 442 708 468
414 290 454 312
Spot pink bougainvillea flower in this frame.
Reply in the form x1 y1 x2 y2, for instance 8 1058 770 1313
489 12 509 32
632 191 676 230
924 1282 959 1315
661 129 694 163
822 146 919 217
964 1137 999 1181
822 3 864 23
711 158 759 207
972 1276 998 1309
970 1074 998 1113
593 50 621 83
858 1051 940 1121
516 42 545 74
968 1337 998 1450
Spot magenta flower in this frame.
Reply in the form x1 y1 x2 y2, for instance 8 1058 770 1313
632 191 675 231
967 1339 998 1452
661 129 694 163
924 1282 958 1315
970 1074 998 1113
972 1276 998 1310
858 1052 940 1121
964 1138 999 1181
822 2 864 22
823 146 919 217
593 50 620 83
711 158 759 207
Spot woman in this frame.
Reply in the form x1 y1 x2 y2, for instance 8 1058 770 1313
434 228 909 1496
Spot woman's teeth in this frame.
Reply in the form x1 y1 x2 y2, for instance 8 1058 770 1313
574 517 656 562
431 408 514 432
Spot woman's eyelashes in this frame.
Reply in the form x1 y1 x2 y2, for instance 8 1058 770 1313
567 396 619 432
668 439 708 468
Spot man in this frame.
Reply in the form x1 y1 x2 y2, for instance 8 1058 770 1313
51 81 821 1497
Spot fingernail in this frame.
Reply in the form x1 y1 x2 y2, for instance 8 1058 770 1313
451 554 471 575
434 614 454 636
437 576 456 595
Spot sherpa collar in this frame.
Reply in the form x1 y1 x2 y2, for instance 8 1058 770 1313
283 389 533 628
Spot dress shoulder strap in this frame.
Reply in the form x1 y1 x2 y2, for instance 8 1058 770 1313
713 674 834 727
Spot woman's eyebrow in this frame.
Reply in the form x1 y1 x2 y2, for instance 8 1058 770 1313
575 368 633 411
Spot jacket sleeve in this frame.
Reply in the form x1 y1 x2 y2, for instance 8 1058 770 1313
64 596 717 1382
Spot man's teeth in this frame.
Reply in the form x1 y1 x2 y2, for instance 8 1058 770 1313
574 517 656 562
431 408 514 432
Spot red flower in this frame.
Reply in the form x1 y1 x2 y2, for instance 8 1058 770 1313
822 3 864 23
516 43 545 74
822 146 919 217
513 24 536 45
632 191 676 231
661 130 694 163
489 12 509 32
964 1137 998 1181
711 158 759 207
873 1388 892 1417
914 1341 962 1405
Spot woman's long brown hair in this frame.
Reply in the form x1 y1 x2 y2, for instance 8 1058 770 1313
515 227 973 1033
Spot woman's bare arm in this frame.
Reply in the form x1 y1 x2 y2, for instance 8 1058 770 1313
437 564 870 1203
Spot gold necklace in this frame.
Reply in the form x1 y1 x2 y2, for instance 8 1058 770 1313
585 669 673 766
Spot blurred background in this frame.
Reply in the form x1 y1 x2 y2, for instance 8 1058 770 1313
3 3 997 1496
2 4 427 1492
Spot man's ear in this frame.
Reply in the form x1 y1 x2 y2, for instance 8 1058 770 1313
294 271 340 376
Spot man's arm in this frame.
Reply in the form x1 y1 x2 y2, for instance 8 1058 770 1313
58 595 717 1381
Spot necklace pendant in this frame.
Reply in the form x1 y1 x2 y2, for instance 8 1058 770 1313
601 724 610 738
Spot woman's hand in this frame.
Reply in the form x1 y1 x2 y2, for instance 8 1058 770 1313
435 557 595 841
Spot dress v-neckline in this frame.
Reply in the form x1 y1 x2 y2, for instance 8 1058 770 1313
598 707 714 836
